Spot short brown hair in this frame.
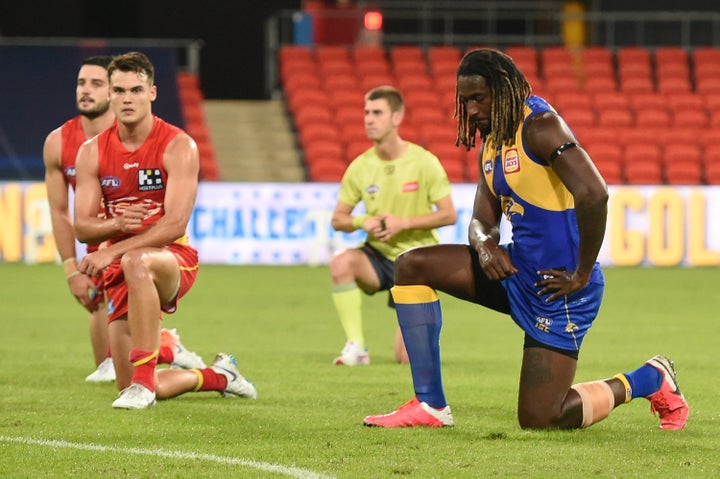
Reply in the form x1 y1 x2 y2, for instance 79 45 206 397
108 51 155 86
365 85 404 113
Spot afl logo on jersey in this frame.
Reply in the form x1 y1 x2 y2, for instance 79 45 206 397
64 166 76 178
101 176 121 189
503 148 520 174
483 160 493 173
366 184 380 195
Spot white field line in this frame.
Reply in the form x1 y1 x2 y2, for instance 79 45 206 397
0 435 334 479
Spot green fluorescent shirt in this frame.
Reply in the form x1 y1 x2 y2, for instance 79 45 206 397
338 142 453 261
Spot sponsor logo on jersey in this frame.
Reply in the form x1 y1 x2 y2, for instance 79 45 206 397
402 181 419 192
101 176 121 189
138 168 164 191
503 148 520 174
123 162 140 170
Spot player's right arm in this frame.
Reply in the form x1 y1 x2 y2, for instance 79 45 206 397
468 148 517 281
43 128 97 311
43 128 77 263
74 138 145 245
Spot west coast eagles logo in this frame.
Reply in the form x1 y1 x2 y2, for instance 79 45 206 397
138 168 164 191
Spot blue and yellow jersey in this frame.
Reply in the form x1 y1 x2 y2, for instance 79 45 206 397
338 142 452 261
480 96 603 286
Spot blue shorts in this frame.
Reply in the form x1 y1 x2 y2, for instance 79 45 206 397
467 245 603 354
501 265 604 353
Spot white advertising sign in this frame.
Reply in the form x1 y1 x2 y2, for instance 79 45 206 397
1 182 719 267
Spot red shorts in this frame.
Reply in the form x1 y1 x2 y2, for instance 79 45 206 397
103 243 199 322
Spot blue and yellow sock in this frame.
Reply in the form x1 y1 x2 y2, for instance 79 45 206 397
618 363 663 401
392 285 446 409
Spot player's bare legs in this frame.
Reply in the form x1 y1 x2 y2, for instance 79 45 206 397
88 304 109 366
109 319 134 390
517 348 584 429
123 248 179 351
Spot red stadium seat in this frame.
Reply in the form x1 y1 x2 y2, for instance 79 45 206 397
593 158 624 184
624 143 663 164
308 157 347 182
671 109 709 128
426 142 465 165
295 105 333 126
552 91 593 112
597 108 633 128
390 45 425 64
304 140 344 164
581 46 614 66
634 108 671 128
439 159 467 183
352 45 386 63
428 45 462 65
627 93 667 112
582 76 617 93
662 144 702 169
620 77 654 94
560 108 596 128
592 92 629 111
704 161 720 184
299 122 340 149
345 140 372 163
356 59 392 77
323 73 359 92
624 159 663 184
420 124 458 146
581 126 619 147
664 159 704 185
315 45 350 63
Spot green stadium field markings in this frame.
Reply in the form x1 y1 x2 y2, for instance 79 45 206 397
0 435 334 479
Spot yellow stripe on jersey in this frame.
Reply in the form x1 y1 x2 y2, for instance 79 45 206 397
391 285 439 304
482 104 574 212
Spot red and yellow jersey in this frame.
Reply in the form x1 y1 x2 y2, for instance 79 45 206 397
60 116 88 190
96 116 184 244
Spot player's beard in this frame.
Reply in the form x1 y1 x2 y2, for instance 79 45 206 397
79 100 110 120
476 120 491 138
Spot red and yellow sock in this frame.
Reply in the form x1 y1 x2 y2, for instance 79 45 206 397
157 345 174 365
192 368 228 392
129 349 158 392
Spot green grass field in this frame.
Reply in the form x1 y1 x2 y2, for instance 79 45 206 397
1 263 718 478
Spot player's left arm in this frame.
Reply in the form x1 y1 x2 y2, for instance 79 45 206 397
524 111 608 300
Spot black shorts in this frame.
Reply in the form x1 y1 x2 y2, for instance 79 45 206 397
360 242 396 307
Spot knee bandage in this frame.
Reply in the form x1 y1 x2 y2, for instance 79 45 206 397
571 380 615 428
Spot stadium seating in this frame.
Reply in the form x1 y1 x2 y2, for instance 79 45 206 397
276 43 720 184
177 71 220 180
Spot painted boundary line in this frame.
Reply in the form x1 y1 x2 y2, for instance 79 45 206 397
0 435 334 479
